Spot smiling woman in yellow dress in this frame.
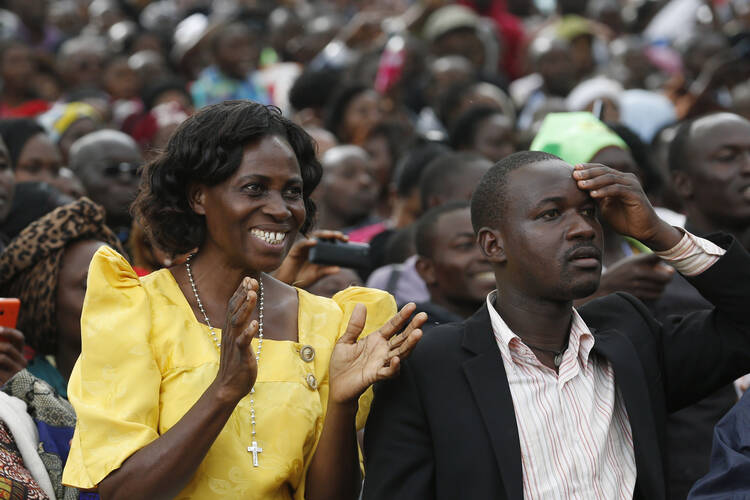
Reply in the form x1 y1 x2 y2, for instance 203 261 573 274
61 101 425 500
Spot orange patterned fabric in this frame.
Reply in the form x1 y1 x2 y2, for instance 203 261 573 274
0 421 48 499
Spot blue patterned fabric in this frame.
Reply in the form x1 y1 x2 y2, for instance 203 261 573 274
190 66 270 109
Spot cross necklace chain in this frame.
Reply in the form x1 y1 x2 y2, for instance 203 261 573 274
522 337 569 367
186 255 264 467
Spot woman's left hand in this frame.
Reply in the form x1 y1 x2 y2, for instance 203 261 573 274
328 303 426 404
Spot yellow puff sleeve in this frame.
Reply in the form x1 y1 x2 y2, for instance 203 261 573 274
332 286 397 430
63 246 161 489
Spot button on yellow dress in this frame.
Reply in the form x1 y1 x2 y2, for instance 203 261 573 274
62 246 395 499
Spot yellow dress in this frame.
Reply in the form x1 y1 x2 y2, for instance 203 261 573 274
62 246 395 499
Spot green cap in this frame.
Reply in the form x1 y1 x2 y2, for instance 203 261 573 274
530 112 628 165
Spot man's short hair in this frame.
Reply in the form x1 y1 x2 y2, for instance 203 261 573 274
470 150 562 233
668 118 697 174
419 152 490 211
416 201 470 258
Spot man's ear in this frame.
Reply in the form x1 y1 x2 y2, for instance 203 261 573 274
671 170 694 200
188 184 206 215
477 227 506 264
415 255 437 286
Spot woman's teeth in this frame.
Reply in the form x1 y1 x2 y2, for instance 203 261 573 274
251 229 287 245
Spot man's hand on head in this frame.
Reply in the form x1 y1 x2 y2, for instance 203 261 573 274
573 163 683 251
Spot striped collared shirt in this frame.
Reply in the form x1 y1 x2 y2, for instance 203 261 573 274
486 231 724 499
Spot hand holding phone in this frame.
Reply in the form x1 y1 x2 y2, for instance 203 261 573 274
274 231 359 288
308 239 371 269
0 300 26 384
0 298 20 329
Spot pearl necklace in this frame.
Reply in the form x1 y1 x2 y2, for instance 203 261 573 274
185 255 264 467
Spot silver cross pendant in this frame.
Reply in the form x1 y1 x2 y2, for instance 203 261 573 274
247 440 263 467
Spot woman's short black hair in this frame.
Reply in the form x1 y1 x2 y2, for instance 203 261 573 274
133 100 322 255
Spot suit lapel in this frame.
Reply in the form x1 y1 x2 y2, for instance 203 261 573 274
461 306 524 500
593 329 665 500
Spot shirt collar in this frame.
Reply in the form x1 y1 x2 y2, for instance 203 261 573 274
485 290 596 369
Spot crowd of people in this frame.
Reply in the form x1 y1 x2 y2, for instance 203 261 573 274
0 0 748 498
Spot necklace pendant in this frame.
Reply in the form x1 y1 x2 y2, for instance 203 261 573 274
554 352 563 367
248 440 263 467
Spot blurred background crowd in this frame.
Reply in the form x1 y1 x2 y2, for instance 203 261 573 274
0 0 749 498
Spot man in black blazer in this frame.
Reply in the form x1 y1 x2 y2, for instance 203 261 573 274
362 151 750 500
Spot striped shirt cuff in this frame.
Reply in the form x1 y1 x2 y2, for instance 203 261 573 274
653 230 725 276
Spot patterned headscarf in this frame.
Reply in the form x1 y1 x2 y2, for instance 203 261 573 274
36 102 101 144
0 198 123 354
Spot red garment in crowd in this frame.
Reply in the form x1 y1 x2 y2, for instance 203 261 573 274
0 100 51 118
132 266 151 277
348 222 387 244
458 0 525 79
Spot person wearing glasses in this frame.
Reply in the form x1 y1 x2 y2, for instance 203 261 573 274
68 129 142 243
62 101 425 499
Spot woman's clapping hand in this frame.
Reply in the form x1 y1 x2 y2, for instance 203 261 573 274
213 277 260 403
328 303 426 404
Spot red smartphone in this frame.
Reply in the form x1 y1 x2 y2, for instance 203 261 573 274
0 298 20 328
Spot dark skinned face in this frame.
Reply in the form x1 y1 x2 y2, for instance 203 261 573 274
538 47 577 97
363 134 392 192
681 114 750 228
78 139 141 225
215 27 260 80
320 149 378 225
63 50 105 89
1 44 35 91
191 135 306 273
422 208 495 309
472 114 515 163
16 133 62 184
341 90 382 145
56 240 105 357
492 161 603 301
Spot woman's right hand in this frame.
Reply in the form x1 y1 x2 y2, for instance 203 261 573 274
213 277 260 404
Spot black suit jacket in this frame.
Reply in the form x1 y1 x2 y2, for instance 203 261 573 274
652 273 738 500
362 235 750 500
